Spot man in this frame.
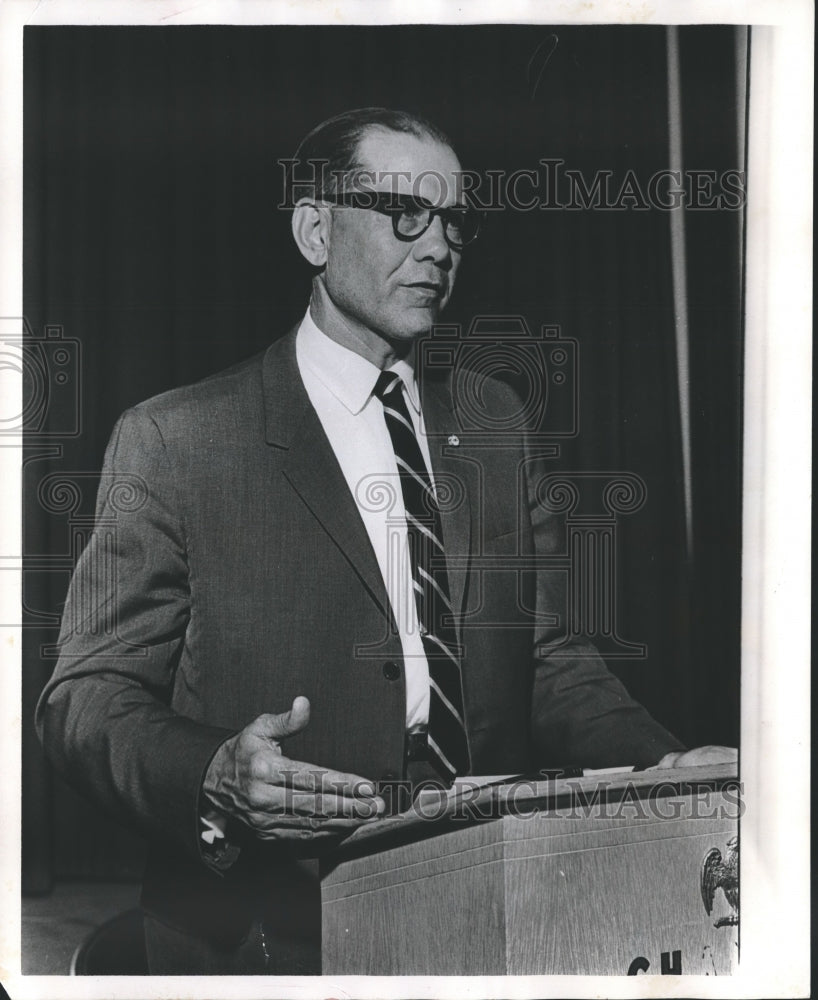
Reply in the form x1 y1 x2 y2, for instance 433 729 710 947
36 107 734 974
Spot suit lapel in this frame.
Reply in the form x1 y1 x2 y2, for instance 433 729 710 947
420 376 472 631
262 330 473 628
262 330 390 618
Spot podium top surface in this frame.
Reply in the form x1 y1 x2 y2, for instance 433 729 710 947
335 763 739 856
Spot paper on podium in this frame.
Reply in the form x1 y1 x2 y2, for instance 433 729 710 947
451 764 637 790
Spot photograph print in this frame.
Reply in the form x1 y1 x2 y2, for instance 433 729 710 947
14 16 772 988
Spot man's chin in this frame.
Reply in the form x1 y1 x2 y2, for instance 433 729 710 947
385 307 444 341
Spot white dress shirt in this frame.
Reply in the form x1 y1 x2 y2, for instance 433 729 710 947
296 309 433 729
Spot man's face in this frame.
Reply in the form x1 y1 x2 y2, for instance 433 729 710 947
321 129 463 345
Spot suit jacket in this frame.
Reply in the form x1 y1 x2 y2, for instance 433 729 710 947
36 326 683 943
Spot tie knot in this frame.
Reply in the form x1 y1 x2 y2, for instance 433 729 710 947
372 370 402 402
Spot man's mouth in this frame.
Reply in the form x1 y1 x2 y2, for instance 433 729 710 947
405 281 445 295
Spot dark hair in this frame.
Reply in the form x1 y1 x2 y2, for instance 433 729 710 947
285 107 456 205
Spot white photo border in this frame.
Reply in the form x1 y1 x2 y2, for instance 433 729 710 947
1 2 812 998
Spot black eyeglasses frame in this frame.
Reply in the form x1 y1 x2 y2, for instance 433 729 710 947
316 190 483 250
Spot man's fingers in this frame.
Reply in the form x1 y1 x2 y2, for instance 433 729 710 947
250 813 380 840
255 828 353 844
247 697 311 743
264 758 382 799
286 695 311 731
251 812 379 831
246 788 385 819
676 745 738 767
648 745 738 770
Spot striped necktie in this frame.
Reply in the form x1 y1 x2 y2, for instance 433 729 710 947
373 370 470 782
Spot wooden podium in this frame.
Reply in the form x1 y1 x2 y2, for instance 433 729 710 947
321 765 739 976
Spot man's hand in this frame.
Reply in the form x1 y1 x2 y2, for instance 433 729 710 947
646 745 738 770
202 696 385 843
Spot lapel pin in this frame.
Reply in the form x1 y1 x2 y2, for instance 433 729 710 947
447 434 460 446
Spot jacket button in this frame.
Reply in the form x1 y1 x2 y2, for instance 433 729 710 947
382 660 400 681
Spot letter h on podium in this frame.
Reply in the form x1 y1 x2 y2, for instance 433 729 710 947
536 472 647 658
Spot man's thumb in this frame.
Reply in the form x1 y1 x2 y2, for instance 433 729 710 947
252 696 311 742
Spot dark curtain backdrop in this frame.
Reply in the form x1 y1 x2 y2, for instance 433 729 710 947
22 24 744 889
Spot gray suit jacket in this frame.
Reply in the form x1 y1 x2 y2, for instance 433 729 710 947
36 327 683 941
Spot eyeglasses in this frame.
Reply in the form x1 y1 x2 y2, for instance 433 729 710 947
319 191 483 250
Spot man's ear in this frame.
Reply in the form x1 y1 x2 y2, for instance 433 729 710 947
291 199 331 267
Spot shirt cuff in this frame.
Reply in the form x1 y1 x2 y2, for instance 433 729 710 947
199 808 242 871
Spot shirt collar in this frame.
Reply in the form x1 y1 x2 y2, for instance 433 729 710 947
296 309 420 416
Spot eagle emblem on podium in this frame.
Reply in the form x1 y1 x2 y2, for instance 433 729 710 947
700 835 739 927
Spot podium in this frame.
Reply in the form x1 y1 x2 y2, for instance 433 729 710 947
321 765 739 976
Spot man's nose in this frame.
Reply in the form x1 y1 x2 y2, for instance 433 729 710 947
412 214 453 268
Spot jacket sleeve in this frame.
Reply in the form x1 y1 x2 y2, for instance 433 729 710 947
35 407 235 862
525 450 686 770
